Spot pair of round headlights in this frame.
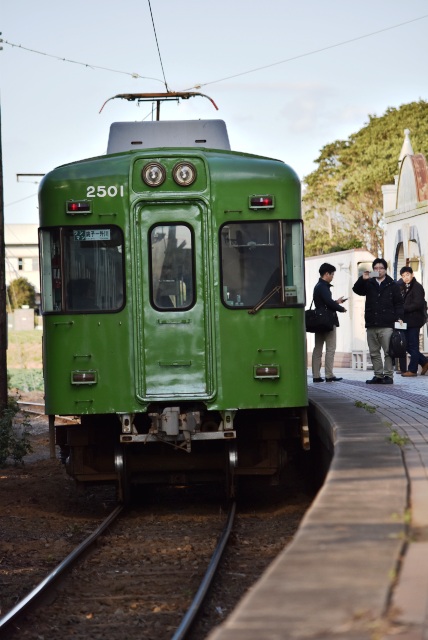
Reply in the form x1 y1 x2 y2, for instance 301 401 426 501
141 161 197 187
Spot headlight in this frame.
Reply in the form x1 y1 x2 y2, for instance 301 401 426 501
172 162 197 186
141 162 166 187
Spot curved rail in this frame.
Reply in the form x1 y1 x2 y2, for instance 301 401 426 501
171 500 236 640
1 500 235 637
0 505 123 633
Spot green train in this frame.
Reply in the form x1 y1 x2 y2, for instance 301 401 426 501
38 93 308 501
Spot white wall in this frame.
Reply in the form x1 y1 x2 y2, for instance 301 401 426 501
305 249 375 358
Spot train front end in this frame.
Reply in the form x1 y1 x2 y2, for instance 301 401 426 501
39 122 307 499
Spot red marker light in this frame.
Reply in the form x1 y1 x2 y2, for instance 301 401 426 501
249 195 274 210
66 200 92 215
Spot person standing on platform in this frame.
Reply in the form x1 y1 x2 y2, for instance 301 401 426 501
397 266 428 377
312 263 347 383
353 258 404 385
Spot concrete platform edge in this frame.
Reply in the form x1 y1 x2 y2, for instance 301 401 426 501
207 392 408 640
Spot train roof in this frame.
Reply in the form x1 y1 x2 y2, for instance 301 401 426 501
107 120 231 154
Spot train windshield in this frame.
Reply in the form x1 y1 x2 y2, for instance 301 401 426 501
150 224 194 310
39 226 124 313
220 221 305 308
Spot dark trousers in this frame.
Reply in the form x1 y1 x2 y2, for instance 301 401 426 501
399 327 428 373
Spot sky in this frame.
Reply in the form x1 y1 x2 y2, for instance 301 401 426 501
1 0 428 225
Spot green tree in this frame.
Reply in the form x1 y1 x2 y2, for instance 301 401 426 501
7 277 36 311
303 100 428 257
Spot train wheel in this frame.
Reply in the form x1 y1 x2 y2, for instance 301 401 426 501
115 445 131 504
225 441 238 500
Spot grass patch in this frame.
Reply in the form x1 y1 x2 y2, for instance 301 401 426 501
6 330 44 392
0 330 43 464
354 400 377 413
7 330 42 369
8 369 44 392
388 429 409 447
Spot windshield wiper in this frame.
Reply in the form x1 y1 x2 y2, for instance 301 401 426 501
248 285 281 315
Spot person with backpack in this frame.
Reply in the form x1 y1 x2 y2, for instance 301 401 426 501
396 266 428 377
352 258 404 384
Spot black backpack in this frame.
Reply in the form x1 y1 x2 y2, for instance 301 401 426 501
389 329 407 358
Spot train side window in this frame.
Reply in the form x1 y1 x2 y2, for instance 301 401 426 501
220 221 280 308
39 226 125 314
282 221 305 305
150 224 194 310
39 229 63 312
63 227 124 312
220 220 305 308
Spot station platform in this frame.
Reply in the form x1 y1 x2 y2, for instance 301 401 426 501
208 368 428 640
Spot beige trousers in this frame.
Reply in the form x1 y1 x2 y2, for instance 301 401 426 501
366 326 393 378
312 326 337 379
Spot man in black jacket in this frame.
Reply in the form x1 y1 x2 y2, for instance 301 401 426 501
353 258 404 384
397 266 428 377
312 263 347 383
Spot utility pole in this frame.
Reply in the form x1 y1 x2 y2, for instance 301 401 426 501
0 99 9 410
0 32 7 410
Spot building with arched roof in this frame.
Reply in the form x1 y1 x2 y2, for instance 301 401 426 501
382 129 428 353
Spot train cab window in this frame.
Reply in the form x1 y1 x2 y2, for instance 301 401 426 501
150 224 194 310
220 220 305 308
39 226 125 313
39 229 62 312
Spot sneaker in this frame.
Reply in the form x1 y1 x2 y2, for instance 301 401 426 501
382 376 394 384
420 362 428 376
401 371 417 377
325 377 343 382
313 377 324 383
366 376 384 384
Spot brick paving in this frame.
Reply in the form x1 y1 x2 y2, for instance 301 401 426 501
208 367 428 640
309 368 428 638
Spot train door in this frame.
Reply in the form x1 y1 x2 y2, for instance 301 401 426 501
136 201 213 399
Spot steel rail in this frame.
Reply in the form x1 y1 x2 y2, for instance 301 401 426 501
17 401 45 411
0 505 123 634
16 401 77 422
171 500 236 640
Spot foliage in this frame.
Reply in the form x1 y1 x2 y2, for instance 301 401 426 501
303 100 428 257
388 429 409 447
354 400 376 414
0 397 32 465
7 277 36 311
7 369 44 392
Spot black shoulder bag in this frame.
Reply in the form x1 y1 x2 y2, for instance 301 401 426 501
305 300 335 333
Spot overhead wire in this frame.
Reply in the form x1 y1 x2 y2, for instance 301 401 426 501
2 39 164 84
5 194 37 208
147 0 170 92
182 13 428 90
2 14 427 93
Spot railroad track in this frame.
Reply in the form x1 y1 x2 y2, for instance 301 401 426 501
0 504 123 635
0 500 236 639
17 400 78 423
17 401 46 415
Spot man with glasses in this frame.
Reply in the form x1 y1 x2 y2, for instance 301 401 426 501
353 258 404 384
